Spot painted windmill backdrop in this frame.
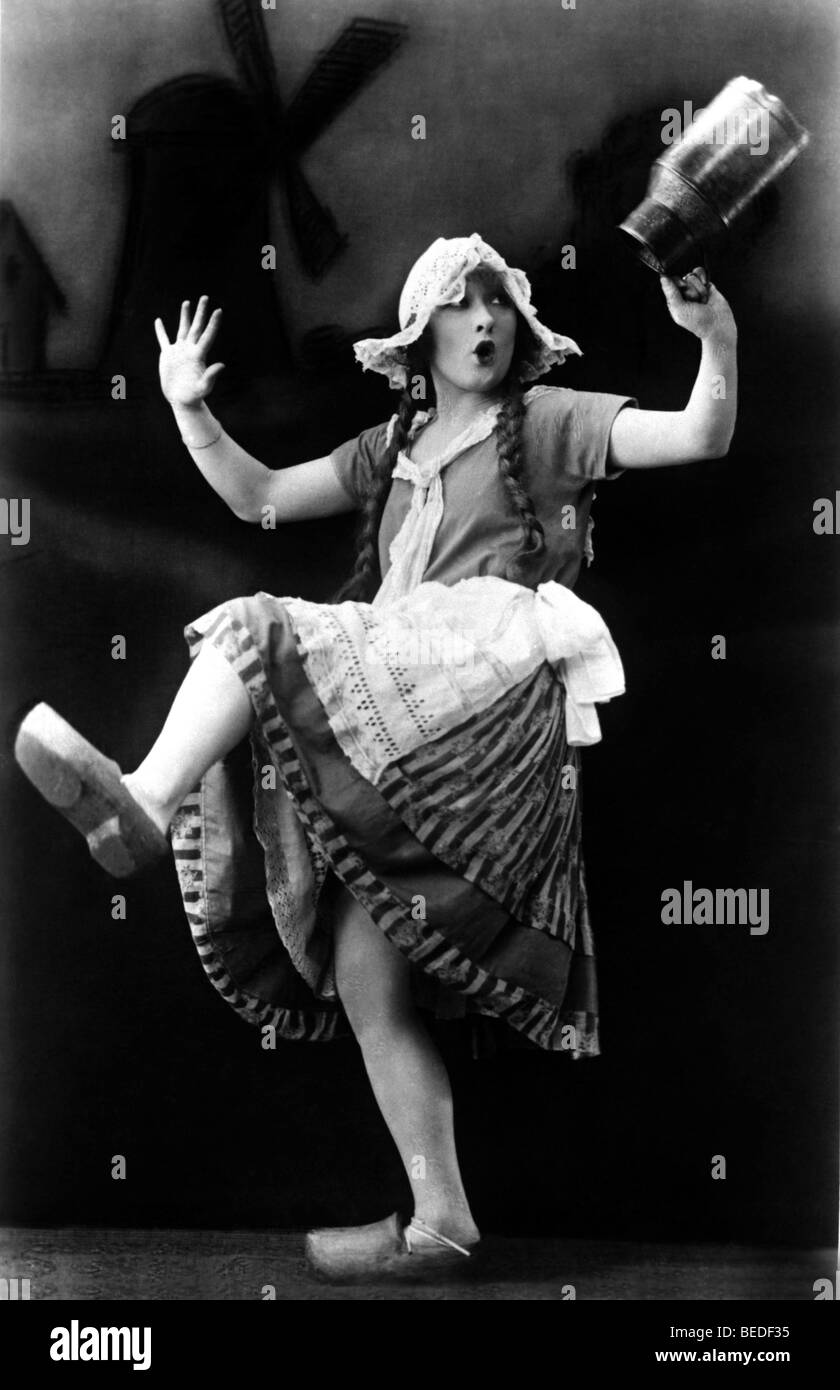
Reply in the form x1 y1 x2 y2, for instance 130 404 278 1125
0 0 793 410
0 0 407 403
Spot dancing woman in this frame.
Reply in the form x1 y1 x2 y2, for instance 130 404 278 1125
15 234 737 1282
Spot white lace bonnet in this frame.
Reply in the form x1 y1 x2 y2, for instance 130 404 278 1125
353 233 582 390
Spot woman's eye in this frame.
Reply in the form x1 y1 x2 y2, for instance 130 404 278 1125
444 290 509 309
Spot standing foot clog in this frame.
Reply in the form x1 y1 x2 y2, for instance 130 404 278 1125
305 1211 478 1283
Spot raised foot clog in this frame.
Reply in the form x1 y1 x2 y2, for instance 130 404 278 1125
14 702 170 879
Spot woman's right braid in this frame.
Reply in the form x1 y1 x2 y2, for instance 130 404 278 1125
331 383 417 604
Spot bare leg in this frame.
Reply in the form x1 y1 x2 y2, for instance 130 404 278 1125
122 642 253 835
332 881 480 1247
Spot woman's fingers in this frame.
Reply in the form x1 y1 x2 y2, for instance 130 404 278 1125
677 267 711 303
659 275 685 307
160 299 222 364
189 295 210 341
196 307 222 353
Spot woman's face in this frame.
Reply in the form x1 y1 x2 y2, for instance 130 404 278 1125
425 266 518 397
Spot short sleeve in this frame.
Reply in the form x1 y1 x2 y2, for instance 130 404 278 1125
537 387 639 483
329 420 392 506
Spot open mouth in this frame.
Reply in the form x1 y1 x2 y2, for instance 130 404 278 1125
473 340 496 364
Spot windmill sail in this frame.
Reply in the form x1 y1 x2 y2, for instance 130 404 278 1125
217 0 279 113
217 0 344 277
285 18 407 154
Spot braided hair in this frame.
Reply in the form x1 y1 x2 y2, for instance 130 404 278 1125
331 314 547 604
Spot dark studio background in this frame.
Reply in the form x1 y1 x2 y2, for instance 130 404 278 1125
0 0 837 1249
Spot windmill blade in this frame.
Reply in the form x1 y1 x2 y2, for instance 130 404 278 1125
283 163 347 278
217 0 344 275
217 0 281 115
285 18 408 154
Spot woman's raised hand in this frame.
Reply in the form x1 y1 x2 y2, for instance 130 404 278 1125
154 297 225 406
660 268 737 342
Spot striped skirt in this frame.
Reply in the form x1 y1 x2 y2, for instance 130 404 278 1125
169 578 602 1056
